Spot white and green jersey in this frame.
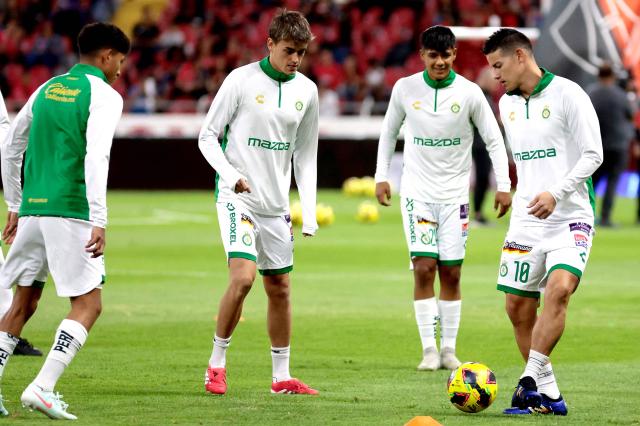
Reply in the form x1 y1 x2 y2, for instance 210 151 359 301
499 70 603 226
1 64 123 228
199 58 319 235
0 91 9 147
375 70 511 204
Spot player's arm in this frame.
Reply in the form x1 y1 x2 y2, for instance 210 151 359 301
84 85 123 257
374 82 405 206
1 88 38 243
293 85 319 237
530 86 603 219
198 71 248 193
470 88 512 218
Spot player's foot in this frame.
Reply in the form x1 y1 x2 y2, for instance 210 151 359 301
536 393 568 415
20 383 77 420
13 337 42 356
205 367 227 395
503 376 542 413
440 347 461 370
271 379 318 395
0 392 9 416
417 347 440 371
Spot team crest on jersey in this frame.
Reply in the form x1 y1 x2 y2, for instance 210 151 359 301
256 94 265 104
451 102 460 113
542 105 551 119
499 262 508 277
242 232 252 246
509 111 516 121
295 101 304 111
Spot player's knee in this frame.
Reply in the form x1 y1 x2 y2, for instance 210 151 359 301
413 258 437 280
505 296 535 326
266 282 290 301
230 274 254 296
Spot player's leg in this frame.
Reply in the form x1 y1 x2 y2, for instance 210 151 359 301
258 213 316 395
435 203 469 370
403 198 441 370
206 202 258 395
599 150 624 226
20 217 105 420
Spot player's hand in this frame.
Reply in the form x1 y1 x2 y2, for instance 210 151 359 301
527 191 556 219
2 212 18 244
494 191 512 218
85 227 106 258
234 178 251 194
376 182 392 206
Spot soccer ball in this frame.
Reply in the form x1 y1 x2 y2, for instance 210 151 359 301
447 362 497 413
316 203 335 226
356 201 379 223
290 201 303 226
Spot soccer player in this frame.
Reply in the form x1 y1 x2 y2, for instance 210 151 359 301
375 26 512 371
199 10 319 395
483 29 603 415
0 23 129 419
0 90 43 358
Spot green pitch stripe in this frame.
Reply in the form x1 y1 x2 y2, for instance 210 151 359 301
410 251 438 259
228 252 256 262
548 263 582 279
439 259 463 266
497 284 539 299
259 265 293 276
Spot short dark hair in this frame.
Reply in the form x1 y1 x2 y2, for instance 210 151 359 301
482 28 532 55
420 26 456 53
268 10 314 44
598 63 614 79
77 22 131 56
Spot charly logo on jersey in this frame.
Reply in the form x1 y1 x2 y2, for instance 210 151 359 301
513 147 557 161
412 101 421 110
450 102 461 113
45 82 81 103
247 137 290 151
295 100 304 111
542 105 551 119
413 137 461 147
256 94 265 104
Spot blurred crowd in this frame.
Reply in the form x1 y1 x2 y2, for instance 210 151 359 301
0 0 542 114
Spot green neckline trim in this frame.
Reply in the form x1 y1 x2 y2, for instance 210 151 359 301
507 68 555 97
422 69 456 89
70 63 108 83
259 57 295 82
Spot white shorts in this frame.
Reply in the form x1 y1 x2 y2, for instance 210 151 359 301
0 216 105 297
400 197 469 266
216 200 294 275
497 221 594 298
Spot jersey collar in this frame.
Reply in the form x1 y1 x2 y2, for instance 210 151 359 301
422 69 456 89
69 64 109 83
507 68 555 98
260 57 296 82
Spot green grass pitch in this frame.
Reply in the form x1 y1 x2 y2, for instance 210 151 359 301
0 190 638 425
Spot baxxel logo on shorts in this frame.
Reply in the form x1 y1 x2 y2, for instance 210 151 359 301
226 203 237 244
406 199 416 243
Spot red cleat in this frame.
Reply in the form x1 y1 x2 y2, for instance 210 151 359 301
271 379 319 395
205 367 227 395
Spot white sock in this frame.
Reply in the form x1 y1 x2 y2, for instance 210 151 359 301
414 298 438 351
0 332 18 381
209 335 231 368
521 349 549 385
537 361 561 399
271 346 291 382
438 299 461 351
33 319 88 392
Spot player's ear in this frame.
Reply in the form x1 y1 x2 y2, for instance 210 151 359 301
267 37 275 53
451 47 458 60
514 47 526 64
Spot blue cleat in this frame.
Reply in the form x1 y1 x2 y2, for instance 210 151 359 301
510 377 542 409
536 394 568 415
503 407 535 415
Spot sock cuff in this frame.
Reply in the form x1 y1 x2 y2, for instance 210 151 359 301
529 349 549 364
213 335 231 348
437 299 461 308
0 331 19 347
271 346 290 355
59 319 88 347
414 298 437 309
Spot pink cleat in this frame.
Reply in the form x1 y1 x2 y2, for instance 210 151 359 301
205 367 227 395
271 379 319 395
